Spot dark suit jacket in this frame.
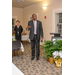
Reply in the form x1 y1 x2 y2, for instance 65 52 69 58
27 20 44 40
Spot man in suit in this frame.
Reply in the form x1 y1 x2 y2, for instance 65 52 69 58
27 14 44 60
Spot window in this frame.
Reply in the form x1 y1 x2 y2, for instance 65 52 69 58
59 13 62 23
57 13 62 33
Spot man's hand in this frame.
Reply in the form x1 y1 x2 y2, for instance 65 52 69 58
27 25 31 29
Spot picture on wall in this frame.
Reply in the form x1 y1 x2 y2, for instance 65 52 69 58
28 13 38 21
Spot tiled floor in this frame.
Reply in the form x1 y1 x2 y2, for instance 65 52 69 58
12 43 62 75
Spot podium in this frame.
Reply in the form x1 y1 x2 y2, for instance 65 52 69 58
50 33 62 41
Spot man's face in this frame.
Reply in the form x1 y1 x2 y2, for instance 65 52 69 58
16 22 20 25
32 15 37 20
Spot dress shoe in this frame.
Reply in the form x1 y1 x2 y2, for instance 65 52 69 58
31 57 35 60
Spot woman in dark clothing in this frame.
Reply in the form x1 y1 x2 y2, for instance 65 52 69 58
14 20 23 42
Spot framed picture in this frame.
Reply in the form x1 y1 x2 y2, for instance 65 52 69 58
28 13 38 21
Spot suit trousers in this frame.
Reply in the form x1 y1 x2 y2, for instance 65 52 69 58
31 35 40 58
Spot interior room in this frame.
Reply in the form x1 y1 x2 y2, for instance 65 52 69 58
12 0 62 75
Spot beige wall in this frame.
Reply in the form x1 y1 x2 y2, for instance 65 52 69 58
23 0 62 41
12 7 24 28
12 0 62 41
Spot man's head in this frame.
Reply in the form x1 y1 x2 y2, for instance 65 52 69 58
32 14 37 21
16 20 20 25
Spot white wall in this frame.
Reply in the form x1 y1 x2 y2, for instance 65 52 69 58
12 7 24 28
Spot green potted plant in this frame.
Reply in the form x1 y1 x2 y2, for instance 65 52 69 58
41 40 55 64
41 39 62 64
52 40 62 67
52 40 62 52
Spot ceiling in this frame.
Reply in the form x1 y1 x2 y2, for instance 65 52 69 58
12 0 43 8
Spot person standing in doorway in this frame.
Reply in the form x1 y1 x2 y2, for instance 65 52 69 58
14 20 23 42
27 14 44 60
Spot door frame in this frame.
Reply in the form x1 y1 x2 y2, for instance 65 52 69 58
52 8 62 32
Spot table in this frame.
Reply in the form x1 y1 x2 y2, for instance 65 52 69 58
12 35 30 42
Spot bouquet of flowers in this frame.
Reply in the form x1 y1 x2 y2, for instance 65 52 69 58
52 51 62 58
12 31 15 36
52 51 62 68
21 31 26 35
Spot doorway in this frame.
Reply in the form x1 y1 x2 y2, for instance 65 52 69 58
52 8 62 33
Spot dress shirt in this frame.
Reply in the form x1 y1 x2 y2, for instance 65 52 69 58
33 20 37 35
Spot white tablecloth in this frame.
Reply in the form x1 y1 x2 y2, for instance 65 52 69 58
12 35 30 42
12 63 24 75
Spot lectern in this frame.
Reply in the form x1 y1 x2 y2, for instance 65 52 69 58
50 33 62 41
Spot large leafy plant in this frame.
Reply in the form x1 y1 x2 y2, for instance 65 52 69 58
41 40 62 58
52 40 62 52
41 41 54 58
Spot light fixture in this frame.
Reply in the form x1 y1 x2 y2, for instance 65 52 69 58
42 6 47 10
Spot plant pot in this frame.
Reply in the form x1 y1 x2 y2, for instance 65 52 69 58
54 58 62 68
49 57 54 64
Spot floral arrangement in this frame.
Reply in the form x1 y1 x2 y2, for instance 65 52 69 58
12 31 15 36
52 51 62 58
52 51 62 68
21 31 26 35
54 58 62 68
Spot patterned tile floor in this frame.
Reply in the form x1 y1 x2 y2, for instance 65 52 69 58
12 43 62 75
